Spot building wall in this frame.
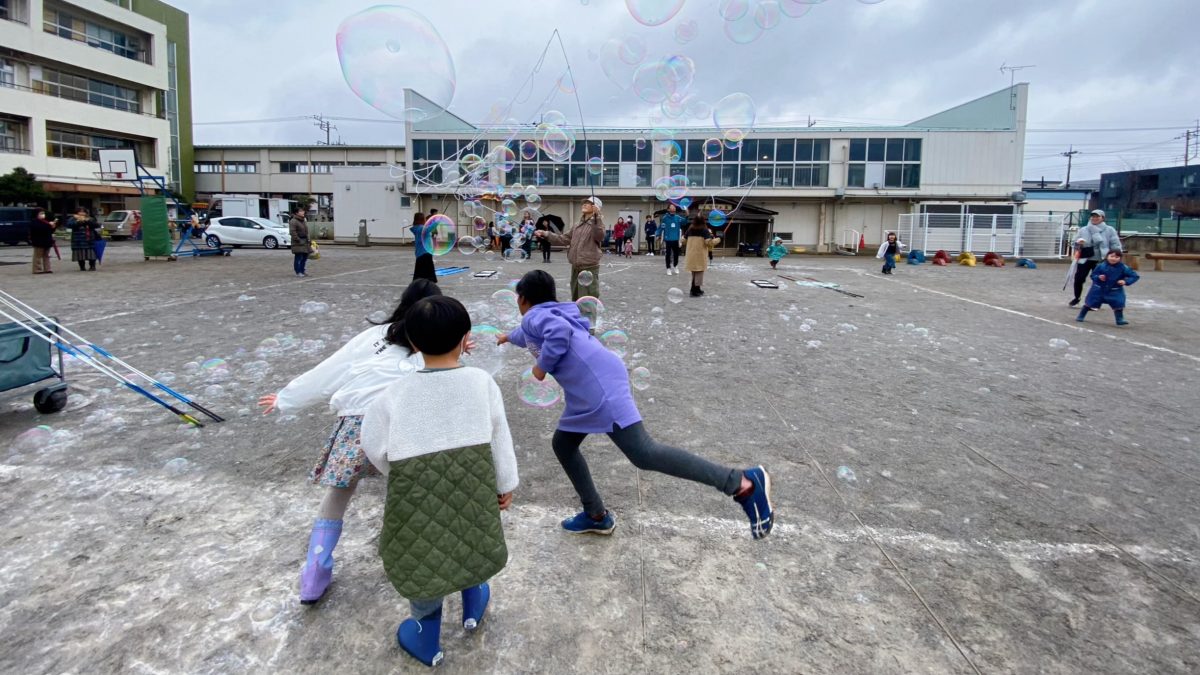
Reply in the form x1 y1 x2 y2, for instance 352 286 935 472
131 0 192 200
0 0 180 211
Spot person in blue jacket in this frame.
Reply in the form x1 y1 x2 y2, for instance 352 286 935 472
767 237 787 269
1077 250 1139 326
659 204 686 275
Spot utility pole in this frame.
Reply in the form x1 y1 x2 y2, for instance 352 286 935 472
1062 146 1080 188
312 115 337 146
1184 121 1199 166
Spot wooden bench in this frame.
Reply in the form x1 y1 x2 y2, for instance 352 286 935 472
1144 252 1200 271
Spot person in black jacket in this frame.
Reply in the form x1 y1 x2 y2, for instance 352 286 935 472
68 207 99 272
31 209 57 274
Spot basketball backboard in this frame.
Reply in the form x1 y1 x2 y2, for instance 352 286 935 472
97 148 138 180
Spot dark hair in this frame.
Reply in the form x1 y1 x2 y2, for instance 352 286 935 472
686 215 708 236
430 208 438 215
404 296 471 356
1107 249 1123 258
380 279 443 353
412 212 427 226
515 269 557 306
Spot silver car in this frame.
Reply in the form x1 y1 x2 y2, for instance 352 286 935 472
205 216 292 250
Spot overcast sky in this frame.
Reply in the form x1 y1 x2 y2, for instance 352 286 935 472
177 0 1200 182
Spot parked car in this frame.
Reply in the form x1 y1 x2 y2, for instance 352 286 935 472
101 210 140 240
204 216 291 250
0 207 38 245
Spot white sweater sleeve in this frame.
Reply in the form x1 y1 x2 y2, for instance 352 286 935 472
875 242 887 259
274 330 370 413
360 396 391 476
487 378 519 494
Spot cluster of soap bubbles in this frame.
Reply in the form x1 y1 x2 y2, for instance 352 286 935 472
300 301 329 315
652 175 690 202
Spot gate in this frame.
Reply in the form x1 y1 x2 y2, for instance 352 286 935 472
897 213 1067 258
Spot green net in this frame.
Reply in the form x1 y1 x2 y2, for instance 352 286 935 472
140 196 172 257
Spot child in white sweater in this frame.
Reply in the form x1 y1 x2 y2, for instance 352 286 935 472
257 279 439 605
362 295 518 667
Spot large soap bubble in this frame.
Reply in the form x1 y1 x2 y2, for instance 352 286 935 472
625 0 686 26
423 214 458 256
724 11 765 44
336 6 455 122
714 92 757 131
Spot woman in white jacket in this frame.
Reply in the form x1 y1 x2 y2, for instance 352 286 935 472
257 279 440 605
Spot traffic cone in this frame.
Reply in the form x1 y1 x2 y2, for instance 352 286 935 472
858 233 866 251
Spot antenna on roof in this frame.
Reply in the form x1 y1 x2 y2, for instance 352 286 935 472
999 63 1036 111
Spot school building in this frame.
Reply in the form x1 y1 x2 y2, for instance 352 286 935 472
0 0 193 214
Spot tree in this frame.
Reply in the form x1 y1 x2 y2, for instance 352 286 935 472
0 167 48 206
296 194 316 212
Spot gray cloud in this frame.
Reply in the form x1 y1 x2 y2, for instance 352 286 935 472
177 0 1200 180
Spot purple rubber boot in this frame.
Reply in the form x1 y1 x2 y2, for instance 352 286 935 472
299 519 342 604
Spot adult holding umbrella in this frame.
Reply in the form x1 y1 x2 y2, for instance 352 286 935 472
535 197 604 300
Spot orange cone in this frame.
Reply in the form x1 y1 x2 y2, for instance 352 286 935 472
858 233 866 251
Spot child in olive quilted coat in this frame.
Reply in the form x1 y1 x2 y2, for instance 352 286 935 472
362 296 519 668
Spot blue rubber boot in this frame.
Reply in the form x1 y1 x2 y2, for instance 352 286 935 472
299 519 342 604
1075 308 1089 323
461 583 491 631
1115 310 1129 326
398 607 444 667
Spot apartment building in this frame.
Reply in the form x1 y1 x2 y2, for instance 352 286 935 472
0 0 191 215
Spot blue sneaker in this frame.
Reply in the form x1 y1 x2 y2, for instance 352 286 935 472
561 510 616 535
737 466 774 540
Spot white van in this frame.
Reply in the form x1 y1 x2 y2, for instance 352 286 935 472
101 210 140 240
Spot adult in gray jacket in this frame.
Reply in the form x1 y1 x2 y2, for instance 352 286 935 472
1070 209 1122 306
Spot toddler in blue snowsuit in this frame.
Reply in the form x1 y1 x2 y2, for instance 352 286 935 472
1077 250 1139 326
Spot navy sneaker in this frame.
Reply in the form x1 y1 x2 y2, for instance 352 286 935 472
737 466 774 540
561 510 616 535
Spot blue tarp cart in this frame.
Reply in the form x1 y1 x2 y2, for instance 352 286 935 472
0 318 68 414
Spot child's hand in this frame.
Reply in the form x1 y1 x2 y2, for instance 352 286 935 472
1117 280 1125 286
496 334 509 346
532 365 547 381
463 336 477 355
257 393 278 415
497 492 513 510
1098 275 1106 281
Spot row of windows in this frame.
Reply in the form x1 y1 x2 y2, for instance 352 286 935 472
33 67 141 114
46 127 153 166
849 138 922 163
847 163 921 189
44 8 148 63
195 162 257 173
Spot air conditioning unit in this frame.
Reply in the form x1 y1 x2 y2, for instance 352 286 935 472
834 187 846 197
1011 191 1027 203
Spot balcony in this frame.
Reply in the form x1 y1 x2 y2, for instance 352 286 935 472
43 11 150 64
0 78 162 119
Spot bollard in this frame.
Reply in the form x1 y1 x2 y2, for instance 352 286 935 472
357 219 371 247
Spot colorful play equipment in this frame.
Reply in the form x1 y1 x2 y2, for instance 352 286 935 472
956 251 977 266
983 252 1006 267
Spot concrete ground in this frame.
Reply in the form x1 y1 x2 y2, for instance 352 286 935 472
0 240 1198 674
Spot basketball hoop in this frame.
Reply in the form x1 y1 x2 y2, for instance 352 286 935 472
94 172 123 182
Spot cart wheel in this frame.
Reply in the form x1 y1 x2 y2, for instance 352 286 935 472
145 256 150 261
33 386 68 414
169 256 178 261
224 251 231 256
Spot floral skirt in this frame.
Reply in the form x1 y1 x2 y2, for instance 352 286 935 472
309 415 378 488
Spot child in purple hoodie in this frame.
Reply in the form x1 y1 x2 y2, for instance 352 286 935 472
497 270 775 539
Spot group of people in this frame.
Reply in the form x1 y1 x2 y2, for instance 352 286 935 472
260 252 775 667
28 207 105 274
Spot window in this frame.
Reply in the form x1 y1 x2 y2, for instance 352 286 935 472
0 115 29 154
1182 172 1198 188
847 138 921 188
346 161 382 167
43 8 148 63
0 59 13 88
1 0 27 23
46 126 152 165
279 162 342 174
1135 174 1159 190
194 162 257 174
32 66 142 113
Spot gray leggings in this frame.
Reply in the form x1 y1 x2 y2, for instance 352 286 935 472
552 422 742 517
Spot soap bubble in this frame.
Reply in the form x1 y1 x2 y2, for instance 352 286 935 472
492 146 517 173
636 137 648 151
1048 338 1070 349
660 140 683 163
632 62 669 104
704 138 724 159
667 287 685 304
200 357 226 371
587 157 604 176
836 465 857 485
458 236 480 255
625 0 686 26
708 209 728 228
656 55 695 95
518 367 562 408
780 0 816 18
719 0 751 21
755 0 783 29
526 193 543 207
12 425 54 453
502 248 529 263
617 34 647 65
300 301 329 315
674 19 698 44
576 296 604 329
540 125 575 162
164 457 190 475
153 371 177 384
465 325 505 376
600 329 630 358
577 270 595 286
423 214 457 256
631 366 652 391
490 289 520 325
336 6 455 122
519 140 539 161
724 11 765 43
714 93 756 131
484 250 497 261
204 384 225 398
